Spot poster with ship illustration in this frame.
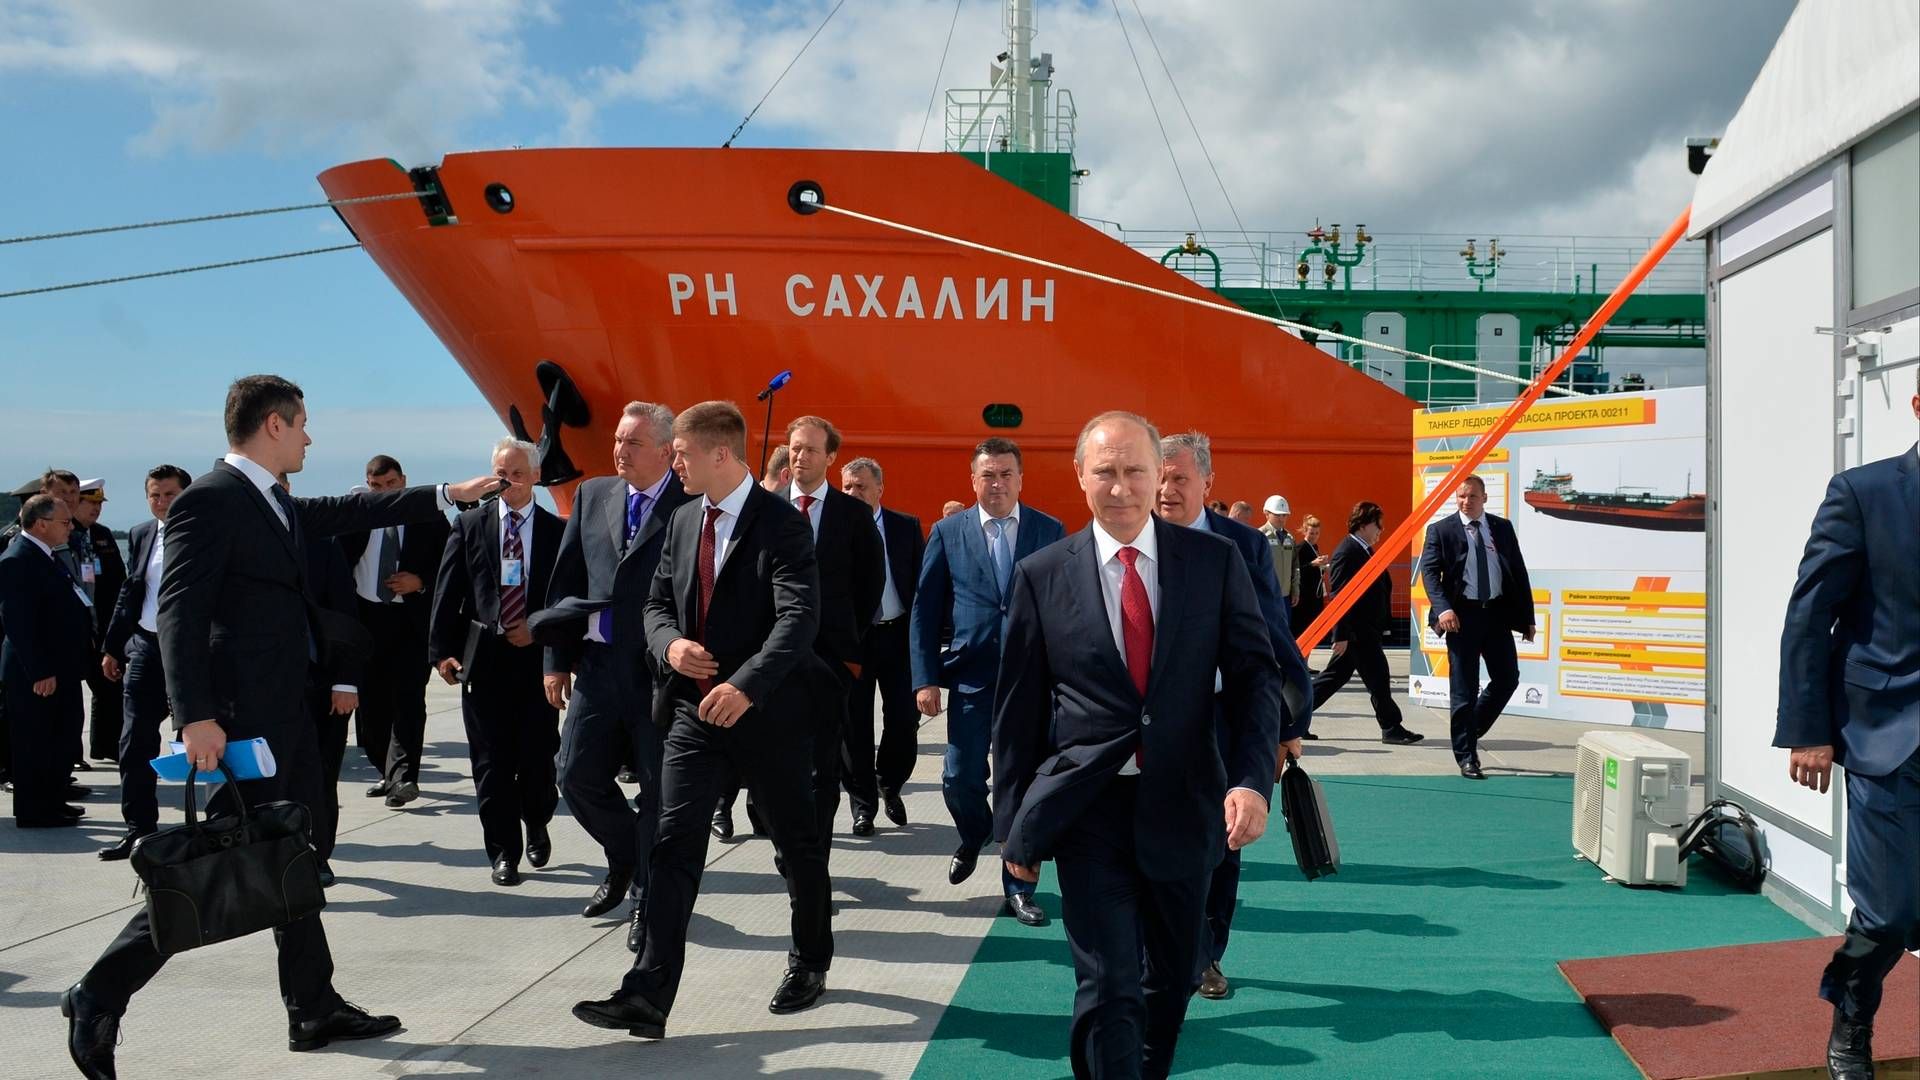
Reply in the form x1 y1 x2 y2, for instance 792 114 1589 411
1408 386 1706 733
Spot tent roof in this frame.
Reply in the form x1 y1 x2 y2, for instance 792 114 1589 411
1690 0 1920 237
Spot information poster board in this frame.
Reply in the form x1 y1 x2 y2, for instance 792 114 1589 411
1407 387 1706 732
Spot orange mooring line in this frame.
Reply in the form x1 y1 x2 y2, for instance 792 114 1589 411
1294 206 1696 655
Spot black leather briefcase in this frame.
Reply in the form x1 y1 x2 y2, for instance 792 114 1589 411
129 763 325 956
1278 752 1341 880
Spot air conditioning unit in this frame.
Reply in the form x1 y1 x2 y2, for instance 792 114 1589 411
1572 731 1691 886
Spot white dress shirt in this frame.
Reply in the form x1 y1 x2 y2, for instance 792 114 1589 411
221 454 362 694
1457 511 1503 600
705 471 755 576
138 521 166 633
789 478 829 539
978 503 1022 552
872 507 905 622
352 524 408 604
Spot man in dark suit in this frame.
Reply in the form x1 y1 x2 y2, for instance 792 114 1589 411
1311 501 1424 745
74 480 127 764
303 527 364 887
572 400 833 1038
97 465 192 860
0 494 94 827
911 437 1066 926
62 375 502 1077
841 456 924 829
1776 383 1919 1079
1 470 84 789
434 438 565 886
1420 475 1535 779
339 454 449 808
995 412 1281 1078
1155 431 1311 1002
542 401 690 943
784 415 885 846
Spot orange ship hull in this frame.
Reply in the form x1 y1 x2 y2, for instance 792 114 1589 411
317 148 1414 535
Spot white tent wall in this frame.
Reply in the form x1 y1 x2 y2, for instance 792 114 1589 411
1700 0 1919 930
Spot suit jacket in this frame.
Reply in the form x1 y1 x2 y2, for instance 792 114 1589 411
1204 509 1312 740
992 519 1282 882
796 485 885 669
877 506 924 616
339 510 451 636
1419 512 1535 634
104 518 161 662
1326 534 1391 644
1774 444 1920 777
542 473 691 673
0 535 95 686
307 537 370 691
644 482 822 723
431 501 563 664
157 461 446 736
75 522 126 644
910 504 1066 694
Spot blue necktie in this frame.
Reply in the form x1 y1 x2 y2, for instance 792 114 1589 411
625 490 649 549
989 518 1013 593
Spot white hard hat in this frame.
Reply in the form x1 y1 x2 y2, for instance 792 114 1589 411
1262 495 1290 515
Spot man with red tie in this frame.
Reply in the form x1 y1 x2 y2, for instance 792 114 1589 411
994 411 1282 1079
573 400 834 1040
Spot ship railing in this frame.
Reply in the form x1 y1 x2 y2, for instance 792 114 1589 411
1076 225 1707 296
945 87 1076 155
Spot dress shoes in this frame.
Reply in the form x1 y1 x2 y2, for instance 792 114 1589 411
317 863 336 888
768 969 826 1014
851 812 875 837
616 766 638 785
572 993 666 1039
364 781 390 798
62 983 119 1080
1198 961 1230 1000
880 788 907 826
384 780 419 808
97 830 152 862
1300 731 1321 741
287 1001 402 1052
491 858 521 886
583 867 634 918
948 847 979 885
525 826 552 868
1381 726 1426 746
710 806 734 841
1827 1009 1874 1080
626 904 645 953
1006 893 1048 927
1459 763 1487 781
65 784 92 800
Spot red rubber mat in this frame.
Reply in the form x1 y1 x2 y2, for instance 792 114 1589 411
1559 937 1918 1079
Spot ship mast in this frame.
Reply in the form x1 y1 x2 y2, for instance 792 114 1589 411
1004 0 1051 152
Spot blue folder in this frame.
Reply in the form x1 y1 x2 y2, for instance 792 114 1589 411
150 737 278 783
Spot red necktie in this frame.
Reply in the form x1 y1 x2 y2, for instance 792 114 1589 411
796 493 816 516
696 506 722 694
1116 547 1152 765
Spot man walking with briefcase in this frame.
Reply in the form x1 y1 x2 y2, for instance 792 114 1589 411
60 375 504 1079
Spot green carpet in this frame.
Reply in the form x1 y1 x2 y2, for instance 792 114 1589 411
912 775 1817 1078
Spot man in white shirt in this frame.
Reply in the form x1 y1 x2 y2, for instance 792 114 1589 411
839 456 925 831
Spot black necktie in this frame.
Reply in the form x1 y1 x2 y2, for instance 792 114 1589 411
1468 520 1489 601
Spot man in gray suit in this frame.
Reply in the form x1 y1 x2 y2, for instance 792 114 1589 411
544 402 690 950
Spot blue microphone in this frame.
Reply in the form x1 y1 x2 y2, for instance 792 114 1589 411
756 370 793 401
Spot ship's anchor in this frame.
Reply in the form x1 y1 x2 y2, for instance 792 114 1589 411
508 359 590 487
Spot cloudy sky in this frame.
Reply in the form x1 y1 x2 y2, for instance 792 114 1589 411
1 0 1793 527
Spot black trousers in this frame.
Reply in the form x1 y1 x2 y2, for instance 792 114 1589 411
1310 633 1402 731
353 600 430 785
557 643 659 902
78 707 342 1021
1821 747 1920 1024
850 617 917 807
5 674 81 820
312 687 349 864
464 634 559 866
87 654 123 761
1443 604 1520 766
1056 778 1208 1080
619 699 832 1015
810 660 850 846
116 630 170 833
